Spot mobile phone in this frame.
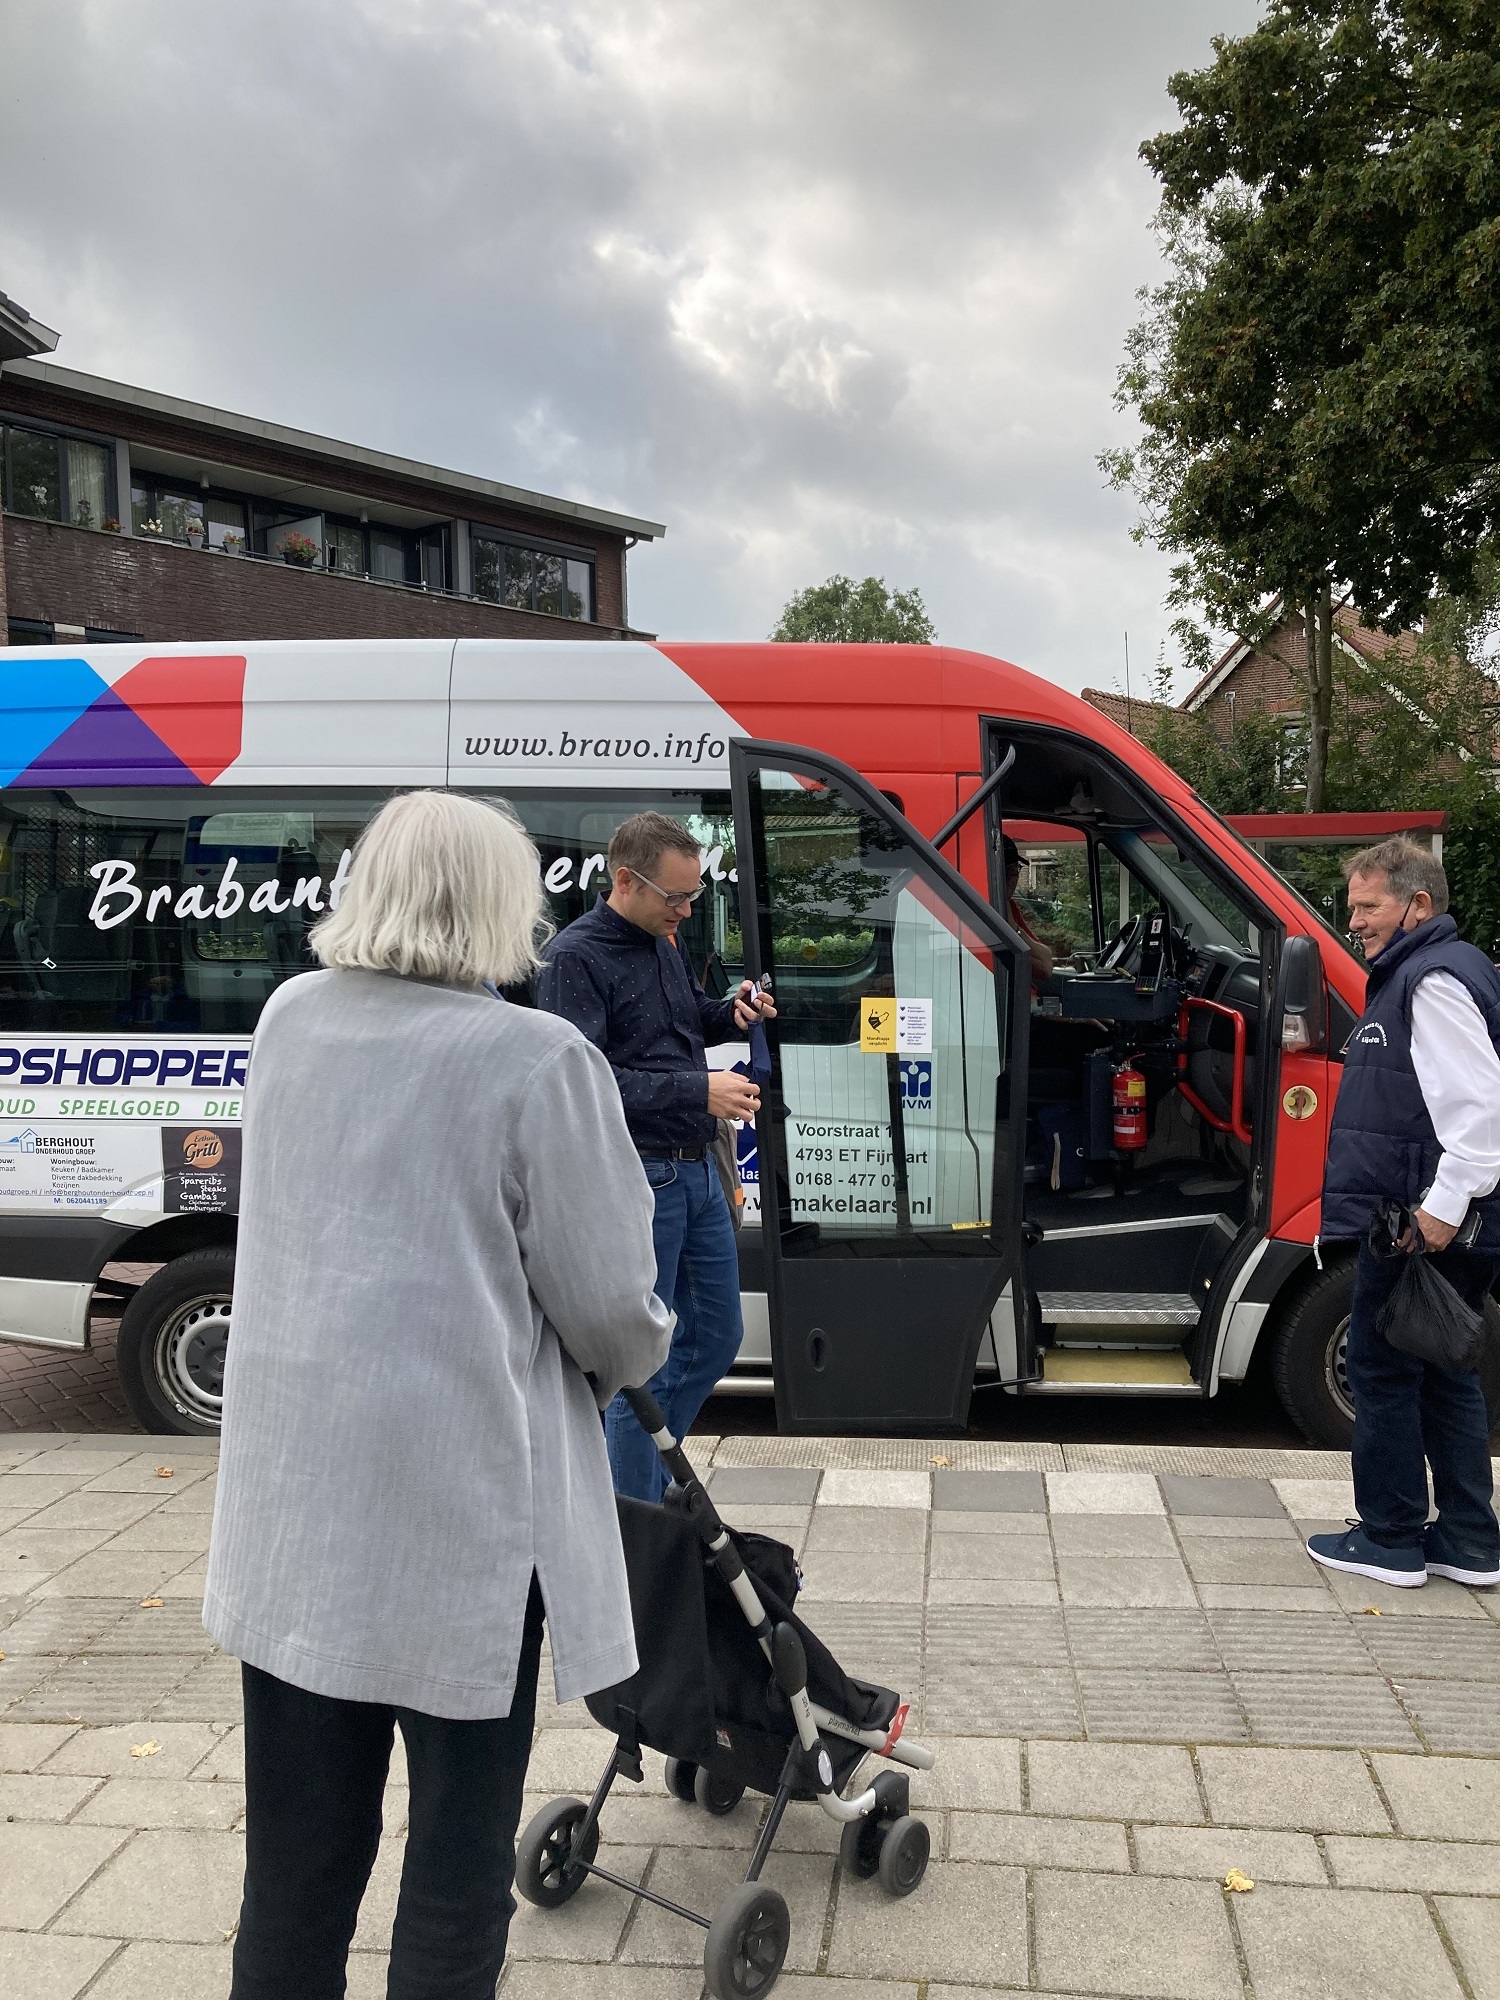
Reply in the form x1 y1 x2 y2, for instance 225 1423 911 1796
755 973 774 994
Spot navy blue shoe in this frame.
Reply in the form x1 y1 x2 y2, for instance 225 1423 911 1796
1423 1523 1500 1588
1305 1525 1426 1587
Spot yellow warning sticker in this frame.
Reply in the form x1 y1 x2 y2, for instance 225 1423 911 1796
860 997 897 1053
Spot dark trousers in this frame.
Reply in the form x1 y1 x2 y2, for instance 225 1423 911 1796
230 1577 544 2000
1346 1242 1500 1558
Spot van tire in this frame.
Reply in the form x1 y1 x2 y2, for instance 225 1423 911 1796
1272 1257 1500 1450
116 1248 234 1437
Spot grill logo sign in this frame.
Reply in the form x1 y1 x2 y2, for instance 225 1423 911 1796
180 1129 225 1170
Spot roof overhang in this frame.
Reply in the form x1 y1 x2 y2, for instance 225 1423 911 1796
1 358 666 541
0 294 60 366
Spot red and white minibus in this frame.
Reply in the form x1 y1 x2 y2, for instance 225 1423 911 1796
0 635 1466 1444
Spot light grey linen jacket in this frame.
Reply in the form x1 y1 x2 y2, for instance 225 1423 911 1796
203 967 671 1720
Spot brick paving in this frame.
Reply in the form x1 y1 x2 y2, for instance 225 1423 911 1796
0 1269 160 1437
1 1434 1497 1998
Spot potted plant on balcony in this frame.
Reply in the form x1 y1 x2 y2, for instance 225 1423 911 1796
185 517 206 548
101 516 121 534
221 531 244 557
280 531 320 568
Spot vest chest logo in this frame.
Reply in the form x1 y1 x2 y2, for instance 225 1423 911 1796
1354 1023 1388 1046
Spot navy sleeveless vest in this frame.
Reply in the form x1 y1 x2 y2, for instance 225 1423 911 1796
1321 914 1500 1250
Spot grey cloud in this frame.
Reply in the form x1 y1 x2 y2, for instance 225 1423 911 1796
0 0 1261 689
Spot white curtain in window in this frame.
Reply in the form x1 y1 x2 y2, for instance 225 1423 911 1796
66 441 110 528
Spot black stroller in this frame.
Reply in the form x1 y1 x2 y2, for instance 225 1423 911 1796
514 1385 935 1999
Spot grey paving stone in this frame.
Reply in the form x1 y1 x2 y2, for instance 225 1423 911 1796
906 1736 1020 1811
1435 1896 1500 2000
1064 1608 1218 1670
0 1933 115 2000
1396 1679 1500 1753
828 1859 1027 1985
72 1775 247 1830
83 1941 237 2000
799 1549 926 1605
33 1549 193 1601
0 1719 80 1770
1026 1740 1204 1824
1373 1752 1500 1839
924 1666 1082 1738
1235 1883 1463 2000
928 1533 1056 1581
1077 1668 1248 1743
802 1602 923 1666
0 1598 133 1654
0 1527 114 1587
0 1651 55 1703
620 1848 833 1973
1197 1747 1391 1832
1168 1513 1300 1538
149 1657 244 1724
803 1505 925 1553
1232 1671 1422 1750
925 1604 1068 1665
949 1809 1130 1871
1181 1537 1322 1586
1160 1474 1287 1518
926 1576 1059 1607
1358 1620 1500 1682
1198 1583 1345 1613
929 1508 1049 1536
1032 1868 1241 1999
24 1491 166 1532
505 1972 703 2000
711 1467 824 1505
1321 1570 1490 1618
1207 1609 1378 1676
1050 1512 1179 1557
1056 1556 1196 1607
1047 1471 1165 1515
0 1817 128 1927
583 1789 756 1849
0 1770 103 1822
932 1469 1046 1513
1132 1822 1326 1884
43 1720 226 1782
10 1654 197 1724
1325 1835 1500 1893
90 1601 216 1656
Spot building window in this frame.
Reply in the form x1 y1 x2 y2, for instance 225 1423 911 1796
2 424 113 528
471 529 593 621
131 477 248 550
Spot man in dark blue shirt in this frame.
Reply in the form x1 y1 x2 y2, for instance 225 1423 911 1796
536 811 772 1499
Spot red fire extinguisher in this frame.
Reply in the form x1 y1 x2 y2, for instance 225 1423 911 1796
1112 1060 1148 1150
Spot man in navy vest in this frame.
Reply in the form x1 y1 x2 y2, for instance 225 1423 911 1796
1310 838 1500 1589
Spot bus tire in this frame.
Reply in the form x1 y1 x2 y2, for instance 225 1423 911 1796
1272 1258 1500 1449
116 1248 234 1437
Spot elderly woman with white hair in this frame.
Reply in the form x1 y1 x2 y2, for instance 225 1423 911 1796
204 790 671 2000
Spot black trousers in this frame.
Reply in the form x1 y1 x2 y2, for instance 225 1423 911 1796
230 1577 544 2000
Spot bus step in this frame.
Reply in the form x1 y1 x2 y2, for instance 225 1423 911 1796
1038 1349 1197 1392
1039 1291 1200 1327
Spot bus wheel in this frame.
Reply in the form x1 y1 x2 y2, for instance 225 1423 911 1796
1271 1260 1358 1450
116 1248 233 1437
1274 1260 1500 1448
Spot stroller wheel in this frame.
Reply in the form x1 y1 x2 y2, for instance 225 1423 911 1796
694 1766 746 1816
876 1814 930 1899
838 1813 883 1879
704 1880 791 2000
514 1796 599 1909
664 1756 699 1803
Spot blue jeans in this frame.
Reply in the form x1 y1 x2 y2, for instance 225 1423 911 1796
1346 1241 1500 1558
606 1156 744 1502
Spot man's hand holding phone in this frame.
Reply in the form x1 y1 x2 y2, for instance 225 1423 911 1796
731 975 777 1032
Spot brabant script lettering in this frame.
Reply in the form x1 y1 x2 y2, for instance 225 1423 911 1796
87 852 354 933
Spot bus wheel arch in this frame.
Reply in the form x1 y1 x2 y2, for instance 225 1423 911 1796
116 1244 235 1437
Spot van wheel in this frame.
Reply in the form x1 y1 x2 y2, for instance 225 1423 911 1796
116 1248 234 1437
1273 1260 1500 1448
1271 1260 1358 1450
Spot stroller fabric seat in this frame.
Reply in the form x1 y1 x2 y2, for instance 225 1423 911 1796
586 1496 898 1798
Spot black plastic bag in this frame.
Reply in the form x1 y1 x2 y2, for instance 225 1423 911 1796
1371 1205 1486 1373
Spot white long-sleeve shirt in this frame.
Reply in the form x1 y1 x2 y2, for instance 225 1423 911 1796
1409 970 1500 1228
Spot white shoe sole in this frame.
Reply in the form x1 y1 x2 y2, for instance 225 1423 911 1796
1306 1544 1427 1587
1425 1560 1500 1588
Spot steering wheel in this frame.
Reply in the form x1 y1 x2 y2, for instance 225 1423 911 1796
1094 915 1145 974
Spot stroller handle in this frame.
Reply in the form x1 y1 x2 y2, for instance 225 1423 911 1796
622 1383 669 1437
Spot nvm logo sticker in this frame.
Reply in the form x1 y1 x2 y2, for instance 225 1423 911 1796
899 1059 932 1109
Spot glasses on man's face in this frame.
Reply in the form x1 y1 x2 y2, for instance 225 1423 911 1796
629 866 706 913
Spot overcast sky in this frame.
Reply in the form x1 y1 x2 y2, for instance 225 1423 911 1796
1 1 1262 694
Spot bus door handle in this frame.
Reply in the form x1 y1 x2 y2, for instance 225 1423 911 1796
1176 998 1252 1146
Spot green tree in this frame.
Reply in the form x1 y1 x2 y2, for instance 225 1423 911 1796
1103 0 1500 810
771 575 936 644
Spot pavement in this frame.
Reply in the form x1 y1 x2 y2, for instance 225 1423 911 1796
2 1431 1498 2000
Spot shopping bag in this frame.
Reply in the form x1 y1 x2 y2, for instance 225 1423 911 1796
1371 1206 1487 1374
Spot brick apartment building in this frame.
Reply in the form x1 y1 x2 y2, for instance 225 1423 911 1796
0 289 663 650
